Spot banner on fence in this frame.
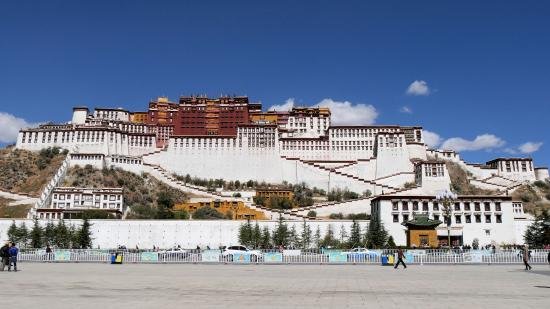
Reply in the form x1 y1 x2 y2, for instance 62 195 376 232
328 252 347 263
464 252 483 263
54 250 71 261
233 253 251 263
264 252 283 263
282 250 301 256
404 252 413 263
202 250 220 262
141 252 158 262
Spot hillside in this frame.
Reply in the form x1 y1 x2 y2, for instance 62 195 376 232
0 147 67 196
511 181 550 215
0 197 32 218
445 161 498 195
62 165 190 218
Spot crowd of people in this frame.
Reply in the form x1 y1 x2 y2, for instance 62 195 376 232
0 242 19 272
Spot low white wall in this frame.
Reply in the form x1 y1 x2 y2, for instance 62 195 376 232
0 219 368 250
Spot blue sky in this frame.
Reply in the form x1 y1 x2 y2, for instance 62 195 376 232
0 0 548 166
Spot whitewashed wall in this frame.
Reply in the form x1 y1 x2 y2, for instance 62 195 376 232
0 219 368 249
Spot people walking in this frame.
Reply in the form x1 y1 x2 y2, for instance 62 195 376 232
522 245 531 271
0 242 10 271
8 242 19 272
394 248 407 269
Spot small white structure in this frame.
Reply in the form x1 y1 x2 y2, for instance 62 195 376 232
38 187 124 219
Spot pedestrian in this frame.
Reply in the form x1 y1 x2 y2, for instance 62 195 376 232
8 242 19 272
394 248 407 269
0 242 10 271
45 244 53 261
522 244 531 271
547 250 549 265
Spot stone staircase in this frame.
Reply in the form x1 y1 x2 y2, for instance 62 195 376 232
27 154 71 218
283 156 403 193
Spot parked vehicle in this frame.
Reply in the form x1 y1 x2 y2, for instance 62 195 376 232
158 247 190 260
342 248 379 261
222 245 262 262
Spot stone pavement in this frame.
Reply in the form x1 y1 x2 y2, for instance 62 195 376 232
2 263 549 308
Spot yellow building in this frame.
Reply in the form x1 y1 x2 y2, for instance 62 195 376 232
402 214 442 248
130 112 148 124
174 198 266 220
255 188 294 202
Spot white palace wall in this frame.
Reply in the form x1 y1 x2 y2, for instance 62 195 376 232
0 219 368 249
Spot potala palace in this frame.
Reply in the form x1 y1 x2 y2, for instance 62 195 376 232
12 95 550 247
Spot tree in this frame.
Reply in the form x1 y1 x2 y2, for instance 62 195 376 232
54 220 71 248
16 222 29 247
338 224 348 248
348 220 362 249
252 222 262 249
156 191 175 219
193 206 225 220
272 216 289 247
238 220 253 247
364 216 388 249
472 238 480 250
260 226 271 249
7 221 17 242
43 221 56 246
320 224 339 248
288 225 300 249
306 210 317 218
30 218 43 248
174 209 190 220
76 218 93 249
313 226 321 249
386 236 396 248
524 211 550 248
300 220 312 249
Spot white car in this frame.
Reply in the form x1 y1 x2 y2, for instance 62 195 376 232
222 245 262 262
342 248 380 260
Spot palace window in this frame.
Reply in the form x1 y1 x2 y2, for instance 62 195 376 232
496 215 502 223
464 202 471 211
484 202 491 211
485 215 491 223
454 202 460 211
465 215 471 223
475 214 481 223
393 214 399 222
455 215 462 224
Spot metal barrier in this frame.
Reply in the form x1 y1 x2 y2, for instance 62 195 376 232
18 249 550 265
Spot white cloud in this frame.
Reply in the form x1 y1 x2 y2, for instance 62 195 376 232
518 142 543 154
400 106 413 114
503 148 518 155
269 98 379 125
440 134 505 152
423 130 443 148
269 98 295 111
406 80 430 96
315 98 378 125
0 112 38 143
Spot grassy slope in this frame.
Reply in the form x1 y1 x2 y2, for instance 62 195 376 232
62 165 189 212
511 182 550 215
0 197 32 218
0 147 65 196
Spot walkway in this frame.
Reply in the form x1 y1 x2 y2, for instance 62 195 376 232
7 263 550 308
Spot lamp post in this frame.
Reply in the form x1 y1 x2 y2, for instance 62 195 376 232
436 189 458 251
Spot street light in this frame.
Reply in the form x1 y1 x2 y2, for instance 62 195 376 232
436 189 458 251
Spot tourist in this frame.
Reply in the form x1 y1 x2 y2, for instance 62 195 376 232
522 245 531 271
8 242 19 272
0 242 10 271
394 248 407 269
45 244 53 261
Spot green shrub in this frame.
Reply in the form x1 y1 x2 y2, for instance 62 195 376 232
307 210 317 218
329 213 344 219
193 206 225 220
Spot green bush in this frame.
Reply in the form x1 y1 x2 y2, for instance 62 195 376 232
306 210 317 218
533 180 549 190
329 213 344 219
346 213 370 220
193 206 225 220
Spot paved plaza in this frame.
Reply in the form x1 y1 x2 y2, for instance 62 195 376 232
2 263 549 308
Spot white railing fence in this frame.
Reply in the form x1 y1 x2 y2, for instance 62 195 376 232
18 249 550 265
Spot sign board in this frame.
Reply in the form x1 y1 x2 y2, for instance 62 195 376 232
328 252 347 263
201 250 220 262
264 252 283 263
232 253 251 263
141 252 158 262
54 250 71 261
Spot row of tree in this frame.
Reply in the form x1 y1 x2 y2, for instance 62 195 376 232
7 219 93 249
524 211 550 248
238 216 394 249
